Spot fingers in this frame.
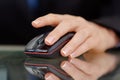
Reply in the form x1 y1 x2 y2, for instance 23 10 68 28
60 59 100 80
45 73 60 80
44 20 74 45
61 29 90 57
44 60 93 80
61 61 87 80
32 13 63 28
70 37 96 58
69 58 97 75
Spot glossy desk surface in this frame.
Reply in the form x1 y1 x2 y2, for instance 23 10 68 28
0 45 120 80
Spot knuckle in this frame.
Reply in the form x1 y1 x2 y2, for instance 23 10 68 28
62 20 73 27
55 30 62 35
79 29 90 37
47 13 60 18
46 13 62 22
61 20 79 32
84 41 91 50
61 20 70 25
47 13 55 16
76 16 86 22
63 14 72 18
46 13 57 19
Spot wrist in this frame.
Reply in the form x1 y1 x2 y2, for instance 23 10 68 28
106 29 120 49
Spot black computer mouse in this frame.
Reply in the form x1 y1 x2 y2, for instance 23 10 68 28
24 32 74 58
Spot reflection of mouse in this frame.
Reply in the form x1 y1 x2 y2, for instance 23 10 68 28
24 57 74 80
24 32 74 58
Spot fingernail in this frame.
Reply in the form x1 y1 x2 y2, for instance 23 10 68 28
61 48 69 56
69 58 74 64
61 61 68 69
68 58 72 63
70 52 76 58
45 73 53 80
32 20 40 25
45 36 55 45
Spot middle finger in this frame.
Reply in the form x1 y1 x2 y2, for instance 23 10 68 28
61 29 91 57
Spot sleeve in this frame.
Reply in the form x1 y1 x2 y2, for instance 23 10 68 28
93 16 120 37
93 0 120 37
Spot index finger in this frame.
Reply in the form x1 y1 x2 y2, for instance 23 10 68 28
32 13 63 28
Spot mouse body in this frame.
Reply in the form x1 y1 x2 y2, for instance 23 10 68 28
24 32 74 58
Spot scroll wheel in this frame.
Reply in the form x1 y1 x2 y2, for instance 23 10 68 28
38 38 44 45
37 33 47 45
37 33 46 45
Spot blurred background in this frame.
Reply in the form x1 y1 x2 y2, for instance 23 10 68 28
0 1 120 80
0 0 102 45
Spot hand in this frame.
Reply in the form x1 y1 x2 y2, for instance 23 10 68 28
44 52 118 80
32 13 119 57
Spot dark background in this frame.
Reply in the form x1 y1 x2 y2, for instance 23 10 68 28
0 0 115 45
0 0 40 44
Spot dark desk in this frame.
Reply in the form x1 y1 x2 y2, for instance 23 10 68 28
0 45 30 80
0 45 120 80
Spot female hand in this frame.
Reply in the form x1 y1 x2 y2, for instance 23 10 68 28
44 52 118 80
32 13 119 57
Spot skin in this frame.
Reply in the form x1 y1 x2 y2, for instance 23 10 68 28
32 13 119 80
32 13 119 58
44 52 118 80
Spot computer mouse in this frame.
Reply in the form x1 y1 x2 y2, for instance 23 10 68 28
24 32 74 58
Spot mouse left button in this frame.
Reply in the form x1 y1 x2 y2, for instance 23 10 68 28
25 34 45 52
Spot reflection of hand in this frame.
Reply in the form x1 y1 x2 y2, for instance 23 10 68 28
45 52 118 80
32 13 119 58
